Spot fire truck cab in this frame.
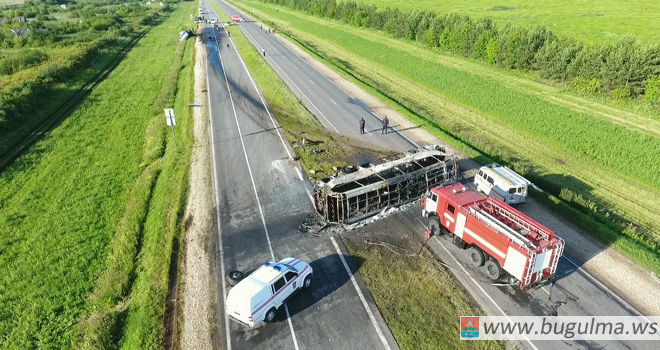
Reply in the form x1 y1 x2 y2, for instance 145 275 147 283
423 183 564 289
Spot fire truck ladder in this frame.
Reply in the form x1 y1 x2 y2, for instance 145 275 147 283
523 250 537 286
471 208 531 248
488 200 550 242
549 237 565 274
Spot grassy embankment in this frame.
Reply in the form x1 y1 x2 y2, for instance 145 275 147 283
350 0 660 44
231 1 660 273
0 40 130 157
210 2 499 348
346 242 502 350
0 2 195 349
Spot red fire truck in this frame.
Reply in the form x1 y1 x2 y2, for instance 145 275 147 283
422 183 564 289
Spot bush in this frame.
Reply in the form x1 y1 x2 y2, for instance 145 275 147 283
0 49 49 75
643 75 660 103
571 77 602 94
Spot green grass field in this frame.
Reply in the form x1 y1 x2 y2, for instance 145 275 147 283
349 0 660 43
0 0 24 6
233 1 660 272
0 40 130 158
0 2 195 348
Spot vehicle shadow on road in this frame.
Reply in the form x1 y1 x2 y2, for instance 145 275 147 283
274 253 365 322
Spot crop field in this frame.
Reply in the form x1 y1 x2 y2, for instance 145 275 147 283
0 0 24 6
0 2 195 348
349 0 660 43
232 1 660 271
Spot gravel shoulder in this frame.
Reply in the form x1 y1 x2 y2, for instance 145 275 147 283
270 28 660 316
180 31 219 350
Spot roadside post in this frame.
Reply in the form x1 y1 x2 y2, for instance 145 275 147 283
164 108 178 151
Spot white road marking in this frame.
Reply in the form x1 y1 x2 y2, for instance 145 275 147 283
330 98 337 105
330 236 392 350
239 12 418 148
540 286 550 296
435 238 539 350
206 26 232 350
309 79 315 85
209 10 302 348
561 256 644 317
294 166 303 181
222 27 294 161
284 304 300 350
304 188 314 205
216 25 275 261
238 24 341 133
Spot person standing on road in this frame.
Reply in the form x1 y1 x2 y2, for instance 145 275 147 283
382 117 389 134
226 43 229 50
262 48 266 56
359 118 365 134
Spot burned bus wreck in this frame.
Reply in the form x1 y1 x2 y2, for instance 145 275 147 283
313 146 458 223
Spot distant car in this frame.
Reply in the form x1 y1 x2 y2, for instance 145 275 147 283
225 258 313 327
209 18 218 24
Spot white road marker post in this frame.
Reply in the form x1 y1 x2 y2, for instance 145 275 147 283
164 108 178 151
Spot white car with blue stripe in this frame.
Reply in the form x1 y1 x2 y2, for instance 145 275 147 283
225 258 313 327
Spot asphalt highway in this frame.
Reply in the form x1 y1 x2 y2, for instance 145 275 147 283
214 1 418 154
208 1 656 349
201 1 399 349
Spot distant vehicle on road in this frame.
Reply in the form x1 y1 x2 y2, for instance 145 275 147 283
474 164 531 204
422 183 564 289
226 258 313 327
231 15 244 23
209 17 218 24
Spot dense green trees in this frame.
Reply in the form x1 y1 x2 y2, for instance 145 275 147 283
261 0 660 103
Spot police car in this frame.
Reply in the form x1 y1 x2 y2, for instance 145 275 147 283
225 258 313 327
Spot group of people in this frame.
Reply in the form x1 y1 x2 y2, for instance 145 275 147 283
260 25 276 34
359 117 389 135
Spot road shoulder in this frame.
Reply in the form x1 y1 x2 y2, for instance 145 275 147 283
180 29 219 350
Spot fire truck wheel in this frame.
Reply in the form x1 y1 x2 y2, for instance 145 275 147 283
483 260 502 281
428 216 441 236
468 247 485 267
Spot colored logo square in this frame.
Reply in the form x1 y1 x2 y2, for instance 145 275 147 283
461 316 479 338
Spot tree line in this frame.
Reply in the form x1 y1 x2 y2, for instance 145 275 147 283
261 0 660 103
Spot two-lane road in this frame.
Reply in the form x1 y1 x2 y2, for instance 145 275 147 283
201 0 398 349
215 0 418 153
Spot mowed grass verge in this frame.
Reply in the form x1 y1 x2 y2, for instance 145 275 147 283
212 3 500 347
231 1 660 272
0 2 195 349
345 242 502 350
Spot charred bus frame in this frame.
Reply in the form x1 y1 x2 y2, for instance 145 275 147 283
314 147 458 223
